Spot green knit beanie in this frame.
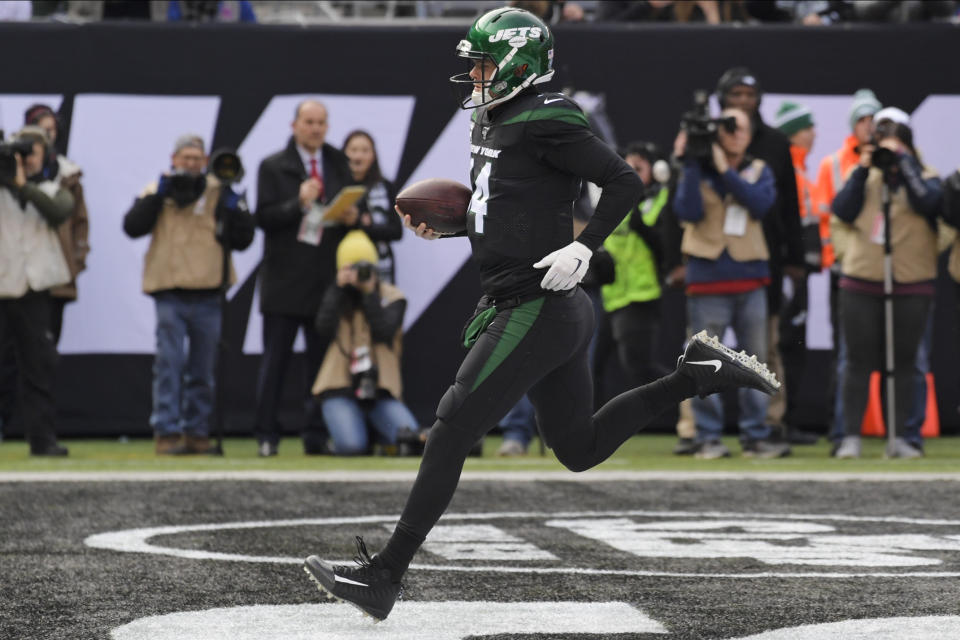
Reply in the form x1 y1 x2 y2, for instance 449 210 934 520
774 101 814 137
848 89 881 130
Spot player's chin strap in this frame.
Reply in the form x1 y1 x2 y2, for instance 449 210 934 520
533 240 592 291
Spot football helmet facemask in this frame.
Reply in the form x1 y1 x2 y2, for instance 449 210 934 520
450 7 555 110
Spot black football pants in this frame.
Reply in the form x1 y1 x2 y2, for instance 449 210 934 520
379 288 693 576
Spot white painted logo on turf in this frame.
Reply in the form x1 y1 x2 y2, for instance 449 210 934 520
414 524 558 561
85 510 960 577
109 602 667 639
545 517 960 567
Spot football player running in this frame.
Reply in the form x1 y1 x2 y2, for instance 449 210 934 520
304 6 780 622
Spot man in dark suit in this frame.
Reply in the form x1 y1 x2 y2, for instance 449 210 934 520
254 100 356 456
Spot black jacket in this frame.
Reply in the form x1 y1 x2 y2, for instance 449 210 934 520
255 137 353 318
747 117 805 314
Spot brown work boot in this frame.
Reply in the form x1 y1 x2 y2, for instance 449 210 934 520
184 434 214 454
155 434 184 455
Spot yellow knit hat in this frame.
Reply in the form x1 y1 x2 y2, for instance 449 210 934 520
336 230 378 269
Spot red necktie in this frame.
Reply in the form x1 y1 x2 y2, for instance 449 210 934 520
309 157 325 203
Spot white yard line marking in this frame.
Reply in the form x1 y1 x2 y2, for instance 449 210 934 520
6 470 960 482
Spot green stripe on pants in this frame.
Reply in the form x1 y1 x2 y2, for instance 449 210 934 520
470 296 546 393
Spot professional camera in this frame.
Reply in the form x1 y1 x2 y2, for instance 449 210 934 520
209 148 244 183
349 345 378 402
870 145 898 171
353 261 374 283
0 131 35 182
680 90 737 160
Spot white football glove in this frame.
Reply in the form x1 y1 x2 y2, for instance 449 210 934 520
533 241 592 291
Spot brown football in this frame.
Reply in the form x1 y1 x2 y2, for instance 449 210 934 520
395 178 471 235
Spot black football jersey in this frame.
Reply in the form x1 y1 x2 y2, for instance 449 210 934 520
466 89 641 300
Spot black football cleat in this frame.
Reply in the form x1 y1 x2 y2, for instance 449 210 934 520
678 330 781 398
303 537 403 622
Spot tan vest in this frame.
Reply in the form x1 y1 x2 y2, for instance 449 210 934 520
840 166 938 283
0 179 71 298
141 175 236 293
312 283 405 399
945 223 960 283
680 159 770 262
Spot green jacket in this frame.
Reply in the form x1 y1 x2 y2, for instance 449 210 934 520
601 186 668 313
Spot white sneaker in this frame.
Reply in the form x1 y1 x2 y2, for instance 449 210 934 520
886 437 923 459
834 436 861 459
497 439 527 457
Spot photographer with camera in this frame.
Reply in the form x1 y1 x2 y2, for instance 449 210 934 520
0 126 74 456
831 118 942 459
673 107 790 459
123 134 255 455
716 68 812 446
312 231 418 456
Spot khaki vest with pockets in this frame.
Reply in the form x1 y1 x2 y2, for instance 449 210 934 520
141 175 236 293
840 166 938 283
680 158 769 262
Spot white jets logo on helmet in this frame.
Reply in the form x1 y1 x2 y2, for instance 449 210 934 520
488 26 542 44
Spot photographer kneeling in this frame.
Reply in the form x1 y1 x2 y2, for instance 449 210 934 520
312 231 418 455
123 135 255 455
831 119 942 459
0 127 74 456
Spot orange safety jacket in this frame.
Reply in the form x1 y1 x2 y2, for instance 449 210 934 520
791 144 823 270
815 135 862 269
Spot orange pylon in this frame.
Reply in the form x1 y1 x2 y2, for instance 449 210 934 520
859 371 940 438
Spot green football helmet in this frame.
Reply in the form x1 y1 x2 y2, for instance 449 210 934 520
450 7 555 110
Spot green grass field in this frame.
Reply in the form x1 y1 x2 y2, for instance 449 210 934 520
2 434 959 473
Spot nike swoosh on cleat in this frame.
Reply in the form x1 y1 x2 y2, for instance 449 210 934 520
687 359 722 372
334 575 370 587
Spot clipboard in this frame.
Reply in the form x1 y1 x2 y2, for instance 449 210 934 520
321 185 367 223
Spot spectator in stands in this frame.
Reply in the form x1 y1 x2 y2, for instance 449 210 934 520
167 1 257 22
312 231 418 455
510 1 586 22
254 100 355 457
600 142 670 393
597 1 755 23
773 101 821 441
746 1 854 24
673 108 790 459
342 130 403 284
852 0 956 22
716 67 811 446
24 104 90 345
831 119 942 459
123 134 255 455
815 88 881 451
0 126 74 456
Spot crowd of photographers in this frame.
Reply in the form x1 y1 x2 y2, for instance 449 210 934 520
586 69 959 461
3 67 960 460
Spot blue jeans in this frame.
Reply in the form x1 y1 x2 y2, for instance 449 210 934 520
499 394 536 446
150 291 221 437
904 306 934 447
321 395 418 455
687 288 770 442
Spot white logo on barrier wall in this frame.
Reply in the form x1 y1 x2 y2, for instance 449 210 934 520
2 93 958 354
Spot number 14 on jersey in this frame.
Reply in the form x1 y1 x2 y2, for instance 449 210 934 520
469 161 491 235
